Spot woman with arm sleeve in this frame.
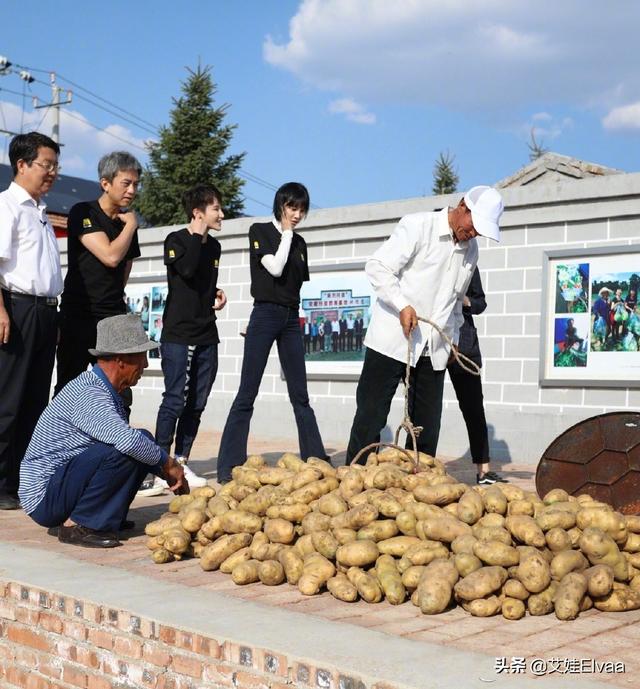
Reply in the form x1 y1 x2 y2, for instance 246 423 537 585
215 183 328 482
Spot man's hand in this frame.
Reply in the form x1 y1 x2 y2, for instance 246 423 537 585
0 306 10 345
463 296 471 308
213 289 227 311
117 211 138 231
399 305 418 338
162 456 190 495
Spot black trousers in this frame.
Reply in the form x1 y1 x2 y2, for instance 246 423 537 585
346 347 445 464
55 313 98 395
447 360 489 464
0 292 58 497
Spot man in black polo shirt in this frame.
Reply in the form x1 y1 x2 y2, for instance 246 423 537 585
56 151 142 394
150 184 227 492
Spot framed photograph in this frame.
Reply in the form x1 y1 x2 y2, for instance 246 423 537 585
299 262 375 380
125 276 166 370
540 246 640 387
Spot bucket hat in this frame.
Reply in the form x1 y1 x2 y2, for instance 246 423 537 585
88 314 159 357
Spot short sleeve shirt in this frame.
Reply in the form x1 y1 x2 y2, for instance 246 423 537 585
60 200 140 318
249 221 309 308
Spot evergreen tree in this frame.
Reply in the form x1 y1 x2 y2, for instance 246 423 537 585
527 127 549 162
137 64 245 225
432 150 459 195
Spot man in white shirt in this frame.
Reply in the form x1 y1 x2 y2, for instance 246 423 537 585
0 132 63 510
345 186 503 472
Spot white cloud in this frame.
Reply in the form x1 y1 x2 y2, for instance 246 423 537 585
0 99 149 177
263 0 640 115
328 98 375 125
603 102 640 131
512 112 573 147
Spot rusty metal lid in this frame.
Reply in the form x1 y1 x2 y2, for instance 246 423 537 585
536 411 640 514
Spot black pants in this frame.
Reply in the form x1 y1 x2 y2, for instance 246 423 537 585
0 292 58 498
447 360 489 464
55 314 98 395
346 347 445 464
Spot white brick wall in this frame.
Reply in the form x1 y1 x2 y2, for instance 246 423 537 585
58 173 640 464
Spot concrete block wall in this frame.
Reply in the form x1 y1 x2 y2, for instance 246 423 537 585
58 172 640 465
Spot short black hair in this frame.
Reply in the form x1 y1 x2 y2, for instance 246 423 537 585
273 182 310 220
182 184 223 220
9 131 60 175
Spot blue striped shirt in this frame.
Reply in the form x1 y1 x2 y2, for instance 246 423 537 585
18 365 168 514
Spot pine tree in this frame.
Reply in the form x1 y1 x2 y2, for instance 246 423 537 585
432 150 459 195
527 128 549 162
136 64 245 225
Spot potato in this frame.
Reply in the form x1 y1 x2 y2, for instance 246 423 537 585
245 454 266 469
201 533 252 571
545 528 572 552
311 531 339 560
238 492 272 516
263 518 295 544
318 492 348 516
482 487 507 514
265 502 311 523
307 457 337 478
505 516 546 548
413 559 457 614
232 466 261 489
624 515 640 534
503 579 529 601
576 508 628 544
227 483 255 502
395 511 417 536
454 566 507 602
257 466 292 485
327 573 358 602
163 530 191 555
278 548 304 585
357 519 399 542
507 500 535 517
219 546 252 574
180 508 207 534
220 510 263 535
294 533 316 558
346 566 383 603
401 565 426 590
550 550 588 580
515 549 551 594
332 527 358 545
579 527 629 581
536 509 576 532
457 490 484 525
375 554 406 605
496 484 525 502
414 483 466 506
298 553 336 595
145 515 182 536
276 452 305 472
622 532 640 553
527 581 558 616
152 548 173 564
290 477 340 504
336 540 380 568
338 469 364 499
454 553 482 578
450 534 479 555
567 527 583 548
332 503 379 530
543 488 570 505
593 586 640 612
502 597 526 620
258 560 285 586
473 541 520 567
231 559 260 585
553 572 588 621
462 595 502 617
207 496 231 517
369 493 403 518
251 542 283 561
168 494 194 513
376 536 421 557
301 512 331 534
420 517 472 543
584 565 614 598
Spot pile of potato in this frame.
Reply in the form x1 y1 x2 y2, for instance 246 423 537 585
144 450 640 620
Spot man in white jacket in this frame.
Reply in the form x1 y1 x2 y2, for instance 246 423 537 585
345 186 503 474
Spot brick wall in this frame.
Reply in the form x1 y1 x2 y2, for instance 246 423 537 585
57 172 640 464
0 579 390 689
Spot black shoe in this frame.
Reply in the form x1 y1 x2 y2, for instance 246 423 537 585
120 519 135 531
0 495 20 510
58 524 121 548
476 471 509 485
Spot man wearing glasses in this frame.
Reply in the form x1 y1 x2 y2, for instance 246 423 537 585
0 132 62 510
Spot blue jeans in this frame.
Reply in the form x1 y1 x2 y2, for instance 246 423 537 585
216 302 327 481
29 430 156 532
155 342 218 458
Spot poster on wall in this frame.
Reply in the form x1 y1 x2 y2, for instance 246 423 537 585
540 246 640 387
124 280 167 369
298 264 376 379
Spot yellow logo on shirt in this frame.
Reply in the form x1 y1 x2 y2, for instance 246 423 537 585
168 249 176 258
82 218 92 228
214 259 219 267
253 241 259 249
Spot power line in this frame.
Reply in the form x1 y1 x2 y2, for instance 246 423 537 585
63 109 148 152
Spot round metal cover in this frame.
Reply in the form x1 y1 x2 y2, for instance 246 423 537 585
536 411 640 514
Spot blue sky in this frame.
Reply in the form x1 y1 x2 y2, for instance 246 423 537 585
2 1 639 216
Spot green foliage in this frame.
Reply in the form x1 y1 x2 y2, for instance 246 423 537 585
432 150 459 195
136 64 245 225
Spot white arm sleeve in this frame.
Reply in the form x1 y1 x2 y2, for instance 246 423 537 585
260 230 293 277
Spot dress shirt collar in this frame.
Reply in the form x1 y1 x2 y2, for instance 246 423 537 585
271 217 283 234
8 181 47 211
440 205 470 249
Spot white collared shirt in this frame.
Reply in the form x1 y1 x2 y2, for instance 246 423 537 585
0 182 63 297
364 207 478 370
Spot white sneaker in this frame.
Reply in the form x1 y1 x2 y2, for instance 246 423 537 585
137 475 168 497
178 459 208 488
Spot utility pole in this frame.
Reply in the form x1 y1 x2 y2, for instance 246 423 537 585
33 73 72 144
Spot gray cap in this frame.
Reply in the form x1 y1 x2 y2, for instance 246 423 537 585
88 314 160 357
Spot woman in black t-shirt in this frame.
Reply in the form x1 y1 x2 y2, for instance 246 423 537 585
216 183 328 482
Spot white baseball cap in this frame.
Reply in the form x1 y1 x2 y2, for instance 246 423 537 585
464 186 504 243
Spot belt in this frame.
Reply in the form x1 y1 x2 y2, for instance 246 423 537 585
2 290 58 307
